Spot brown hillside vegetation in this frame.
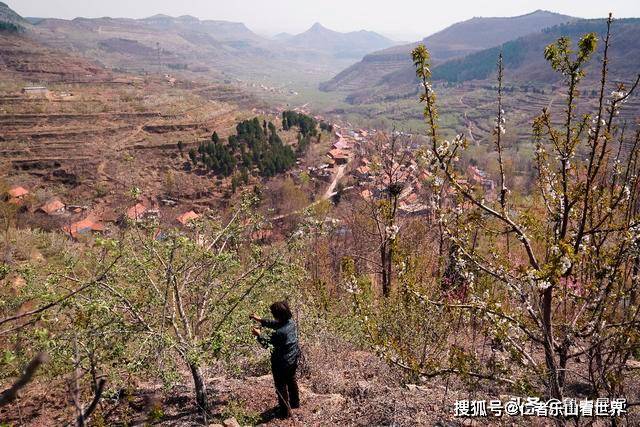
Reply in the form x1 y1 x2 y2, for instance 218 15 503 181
1 3 640 426
0 33 106 80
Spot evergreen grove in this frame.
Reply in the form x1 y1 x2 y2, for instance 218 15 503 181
188 112 323 179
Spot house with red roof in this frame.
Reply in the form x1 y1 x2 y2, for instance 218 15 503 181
125 203 148 222
176 210 200 226
332 138 353 151
328 149 350 165
39 198 65 215
6 186 29 206
8 186 28 199
467 165 496 192
355 165 371 180
63 216 105 239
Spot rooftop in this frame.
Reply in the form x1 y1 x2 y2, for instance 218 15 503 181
176 210 200 225
63 217 105 239
40 198 65 215
8 186 29 198
126 203 148 221
328 148 350 160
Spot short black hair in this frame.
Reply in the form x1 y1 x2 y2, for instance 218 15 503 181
270 301 292 322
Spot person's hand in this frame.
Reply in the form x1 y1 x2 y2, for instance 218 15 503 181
250 313 261 322
251 327 261 337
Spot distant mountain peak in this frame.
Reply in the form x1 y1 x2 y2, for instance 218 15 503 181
285 21 396 60
309 22 328 32
469 9 571 21
144 14 173 20
528 9 557 16
177 15 199 21
524 9 569 17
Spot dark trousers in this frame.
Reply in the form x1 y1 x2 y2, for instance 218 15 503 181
272 363 299 415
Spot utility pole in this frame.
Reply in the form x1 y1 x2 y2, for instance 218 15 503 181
156 42 161 74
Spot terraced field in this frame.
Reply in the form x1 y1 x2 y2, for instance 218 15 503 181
0 76 268 227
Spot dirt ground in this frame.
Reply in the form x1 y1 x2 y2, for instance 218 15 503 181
0 346 475 426
3 337 638 426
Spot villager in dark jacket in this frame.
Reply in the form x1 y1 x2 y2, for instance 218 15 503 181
251 301 300 418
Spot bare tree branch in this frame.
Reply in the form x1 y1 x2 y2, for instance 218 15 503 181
0 352 49 406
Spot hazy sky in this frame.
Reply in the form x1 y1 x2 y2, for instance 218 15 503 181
10 0 640 41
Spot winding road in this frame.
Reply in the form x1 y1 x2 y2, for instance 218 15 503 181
458 94 476 144
323 164 347 199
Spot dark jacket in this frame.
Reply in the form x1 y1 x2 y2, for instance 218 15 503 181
257 318 300 370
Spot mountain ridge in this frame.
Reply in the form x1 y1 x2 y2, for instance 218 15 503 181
320 10 574 94
431 17 640 84
282 22 397 60
1 2 397 85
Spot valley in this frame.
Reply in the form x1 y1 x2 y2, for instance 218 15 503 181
2 1 640 426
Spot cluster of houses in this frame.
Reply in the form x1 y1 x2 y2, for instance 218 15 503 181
4 185 202 240
300 124 434 217
302 125 363 181
326 127 372 167
320 127 433 216
354 154 432 217
466 165 496 192
344 131 496 219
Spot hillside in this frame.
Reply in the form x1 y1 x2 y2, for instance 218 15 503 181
431 18 640 84
283 22 396 60
0 1 29 32
320 10 573 95
0 2 403 102
2 1 640 425
0 31 107 79
29 14 269 73
0 8 266 229
0 1 26 24
141 14 263 42
0 1 395 88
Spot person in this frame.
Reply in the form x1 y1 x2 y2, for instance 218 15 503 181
251 301 300 419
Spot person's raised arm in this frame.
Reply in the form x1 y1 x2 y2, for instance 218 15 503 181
260 318 280 329
251 313 280 329
252 327 272 349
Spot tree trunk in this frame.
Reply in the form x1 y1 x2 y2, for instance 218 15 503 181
381 243 391 297
386 242 393 295
189 363 208 422
542 286 562 399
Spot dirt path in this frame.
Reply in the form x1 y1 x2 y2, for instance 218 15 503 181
458 94 476 144
116 122 147 151
271 162 349 222
323 164 346 199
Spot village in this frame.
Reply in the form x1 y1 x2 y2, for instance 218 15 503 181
3 81 498 244
303 116 497 218
6 3 640 425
